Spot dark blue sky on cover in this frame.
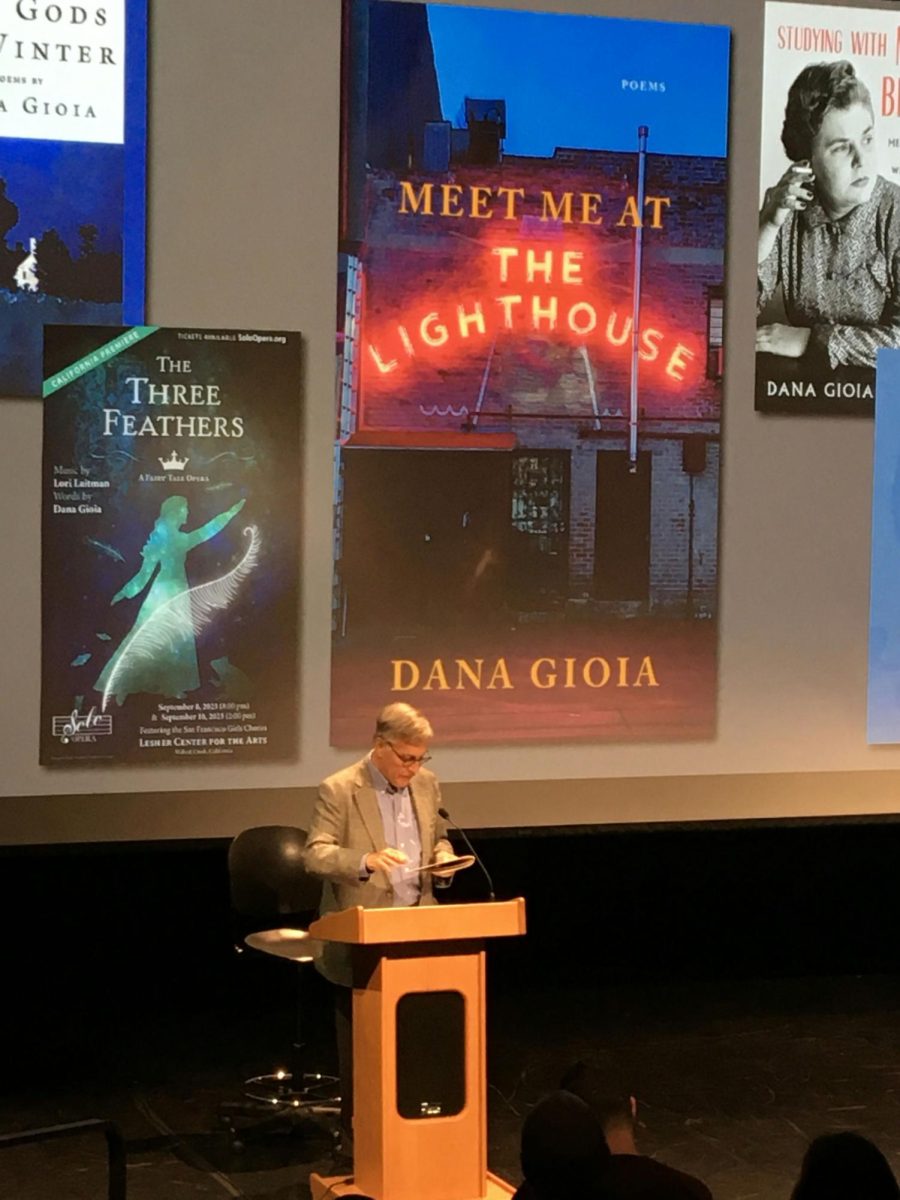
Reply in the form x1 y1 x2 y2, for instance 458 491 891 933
426 2 729 159
0 139 123 251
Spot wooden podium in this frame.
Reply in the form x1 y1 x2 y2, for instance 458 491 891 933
308 898 526 1200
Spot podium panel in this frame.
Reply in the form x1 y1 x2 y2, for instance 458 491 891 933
355 949 486 1200
396 990 466 1118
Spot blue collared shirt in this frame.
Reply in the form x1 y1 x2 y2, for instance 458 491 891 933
363 755 423 906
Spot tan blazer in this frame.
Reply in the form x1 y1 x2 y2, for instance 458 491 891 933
304 756 452 985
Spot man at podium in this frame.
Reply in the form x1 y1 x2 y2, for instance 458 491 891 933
305 702 457 1145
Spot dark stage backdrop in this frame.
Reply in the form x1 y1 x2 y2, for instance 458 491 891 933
2 0 900 845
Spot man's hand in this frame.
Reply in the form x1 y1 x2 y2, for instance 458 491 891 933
756 323 811 358
365 847 408 873
431 848 458 878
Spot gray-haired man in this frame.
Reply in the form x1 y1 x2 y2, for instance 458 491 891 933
305 702 457 1149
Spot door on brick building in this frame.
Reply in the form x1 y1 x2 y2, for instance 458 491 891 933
508 452 569 612
339 448 511 636
594 450 651 602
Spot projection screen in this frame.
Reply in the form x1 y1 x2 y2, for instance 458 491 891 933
2 0 899 844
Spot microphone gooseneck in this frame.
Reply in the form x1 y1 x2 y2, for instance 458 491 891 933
438 806 496 901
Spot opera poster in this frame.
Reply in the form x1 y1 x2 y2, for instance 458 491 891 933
40 325 301 765
332 0 729 746
867 347 900 743
758 2 900 416
0 0 147 397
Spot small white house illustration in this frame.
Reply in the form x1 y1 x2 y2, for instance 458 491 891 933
14 238 39 293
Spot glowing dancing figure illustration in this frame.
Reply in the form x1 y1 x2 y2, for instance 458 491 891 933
95 496 256 708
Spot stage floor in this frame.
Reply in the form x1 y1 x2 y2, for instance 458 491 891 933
3 971 900 1199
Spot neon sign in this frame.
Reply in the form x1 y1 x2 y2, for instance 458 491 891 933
364 243 698 386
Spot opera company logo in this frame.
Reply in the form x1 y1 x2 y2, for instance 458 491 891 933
51 707 113 744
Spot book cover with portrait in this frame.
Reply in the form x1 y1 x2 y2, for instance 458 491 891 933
0 0 147 397
40 325 301 765
758 2 900 415
331 0 730 746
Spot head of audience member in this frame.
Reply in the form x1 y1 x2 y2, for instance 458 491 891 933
791 1132 900 1200
370 702 433 790
519 1090 610 1200
560 1061 639 1155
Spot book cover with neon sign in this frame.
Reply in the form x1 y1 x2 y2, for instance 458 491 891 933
40 324 301 765
331 0 729 747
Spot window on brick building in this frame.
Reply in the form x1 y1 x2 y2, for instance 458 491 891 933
511 453 567 542
509 453 568 607
706 287 724 380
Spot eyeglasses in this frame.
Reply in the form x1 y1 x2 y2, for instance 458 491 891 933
383 739 432 767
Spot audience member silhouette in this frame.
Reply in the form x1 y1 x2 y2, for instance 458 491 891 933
560 1061 713 1199
513 1089 610 1200
510 1066 900 1200
790 1131 900 1200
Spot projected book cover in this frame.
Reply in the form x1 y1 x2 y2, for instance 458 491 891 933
331 0 729 746
757 2 900 415
868 347 900 742
40 325 301 765
0 0 147 397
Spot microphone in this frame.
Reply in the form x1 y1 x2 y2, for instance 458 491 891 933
438 806 496 901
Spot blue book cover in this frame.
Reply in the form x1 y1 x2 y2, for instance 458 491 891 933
0 0 147 397
868 347 900 740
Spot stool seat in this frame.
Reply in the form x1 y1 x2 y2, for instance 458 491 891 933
244 928 321 962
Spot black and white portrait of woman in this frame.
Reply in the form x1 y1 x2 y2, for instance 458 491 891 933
757 60 900 412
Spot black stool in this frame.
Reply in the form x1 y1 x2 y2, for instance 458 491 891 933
218 825 339 1152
